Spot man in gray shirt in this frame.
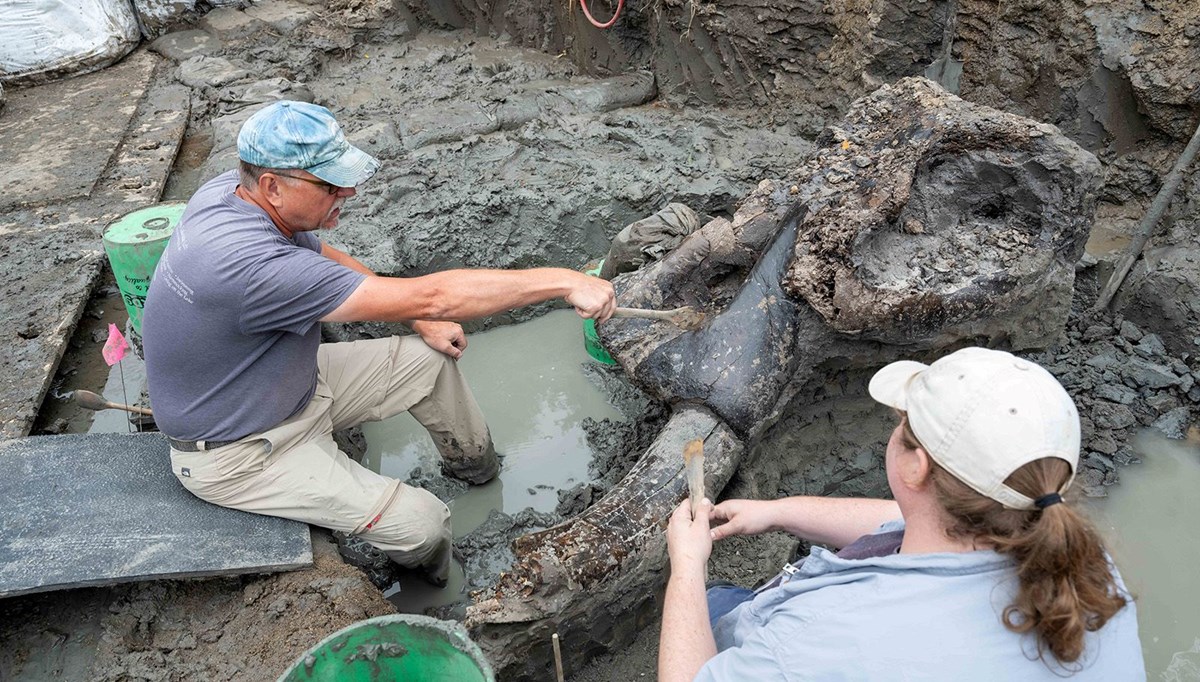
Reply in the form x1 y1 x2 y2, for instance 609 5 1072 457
143 100 615 586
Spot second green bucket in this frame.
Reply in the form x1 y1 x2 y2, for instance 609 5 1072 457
583 259 617 365
279 614 494 682
101 202 186 333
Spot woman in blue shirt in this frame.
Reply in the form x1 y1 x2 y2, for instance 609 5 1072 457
660 348 1143 681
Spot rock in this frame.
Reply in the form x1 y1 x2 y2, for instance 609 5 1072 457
1078 467 1107 498
1151 407 1192 440
1086 4 1200 138
1145 393 1179 414
1115 245 1200 357
1092 402 1136 430
242 0 319 34
1134 333 1167 359
150 30 222 62
177 56 251 89
1113 446 1140 467
1088 452 1116 471
1086 432 1119 455
1118 320 1144 342
199 6 269 42
1085 352 1120 370
1124 357 1181 389
1095 383 1137 405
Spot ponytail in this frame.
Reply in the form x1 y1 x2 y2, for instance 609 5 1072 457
900 419 1129 665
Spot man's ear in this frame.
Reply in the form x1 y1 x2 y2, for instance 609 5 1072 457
897 446 933 491
259 173 286 206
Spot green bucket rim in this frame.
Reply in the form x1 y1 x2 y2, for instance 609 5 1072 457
277 613 495 682
102 201 187 245
582 259 617 365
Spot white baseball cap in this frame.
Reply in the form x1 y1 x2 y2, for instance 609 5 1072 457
868 347 1080 510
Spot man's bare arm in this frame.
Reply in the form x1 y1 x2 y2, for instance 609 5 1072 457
321 267 616 324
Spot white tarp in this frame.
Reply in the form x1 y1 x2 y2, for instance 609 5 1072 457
0 0 140 85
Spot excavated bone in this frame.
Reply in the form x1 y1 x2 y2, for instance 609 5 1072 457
466 407 742 677
468 78 1101 679
784 78 1102 347
602 77 1101 438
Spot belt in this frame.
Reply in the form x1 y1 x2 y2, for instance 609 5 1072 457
167 437 240 452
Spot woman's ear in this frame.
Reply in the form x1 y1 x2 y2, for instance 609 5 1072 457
897 446 933 491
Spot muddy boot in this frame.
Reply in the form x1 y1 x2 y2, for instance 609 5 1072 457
436 436 500 485
389 537 452 589
332 531 402 589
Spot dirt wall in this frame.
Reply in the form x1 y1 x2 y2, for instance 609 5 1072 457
412 0 953 133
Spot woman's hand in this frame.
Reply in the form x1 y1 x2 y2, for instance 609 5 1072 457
667 498 713 578
709 499 778 542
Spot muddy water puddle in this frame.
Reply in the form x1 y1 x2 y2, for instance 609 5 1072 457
361 310 626 611
1085 431 1200 679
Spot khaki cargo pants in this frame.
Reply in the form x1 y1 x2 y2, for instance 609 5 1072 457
169 336 497 582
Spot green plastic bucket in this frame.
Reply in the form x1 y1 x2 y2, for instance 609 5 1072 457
583 259 617 365
102 202 185 333
278 614 495 682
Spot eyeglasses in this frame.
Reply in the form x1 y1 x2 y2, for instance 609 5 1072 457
274 172 342 195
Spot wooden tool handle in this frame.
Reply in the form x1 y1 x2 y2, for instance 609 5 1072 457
73 389 154 416
684 438 705 517
613 306 679 321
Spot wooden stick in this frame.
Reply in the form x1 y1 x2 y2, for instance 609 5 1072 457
552 632 565 682
612 306 706 330
683 438 705 517
1095 117 1200 310
73 389 154 416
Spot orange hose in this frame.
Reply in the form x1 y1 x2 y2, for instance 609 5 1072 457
579 0 624 28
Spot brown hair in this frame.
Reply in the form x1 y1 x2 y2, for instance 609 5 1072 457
898 417 1128 666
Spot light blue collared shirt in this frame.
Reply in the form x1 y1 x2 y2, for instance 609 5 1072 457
698 521 1144 681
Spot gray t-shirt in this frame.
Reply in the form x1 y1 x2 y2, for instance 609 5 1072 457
143 170 366 441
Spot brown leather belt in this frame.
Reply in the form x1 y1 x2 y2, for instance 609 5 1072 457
167 437 239 452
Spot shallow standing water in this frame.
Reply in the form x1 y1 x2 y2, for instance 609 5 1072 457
360 310 626 610
1085 431 1200 680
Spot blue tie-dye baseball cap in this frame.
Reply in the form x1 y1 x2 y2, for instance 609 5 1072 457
237 100 380 188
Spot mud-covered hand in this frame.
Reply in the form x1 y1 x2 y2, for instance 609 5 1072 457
709 499 777 542
411 320 468 359
667 498 713 576
565 272 617 323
